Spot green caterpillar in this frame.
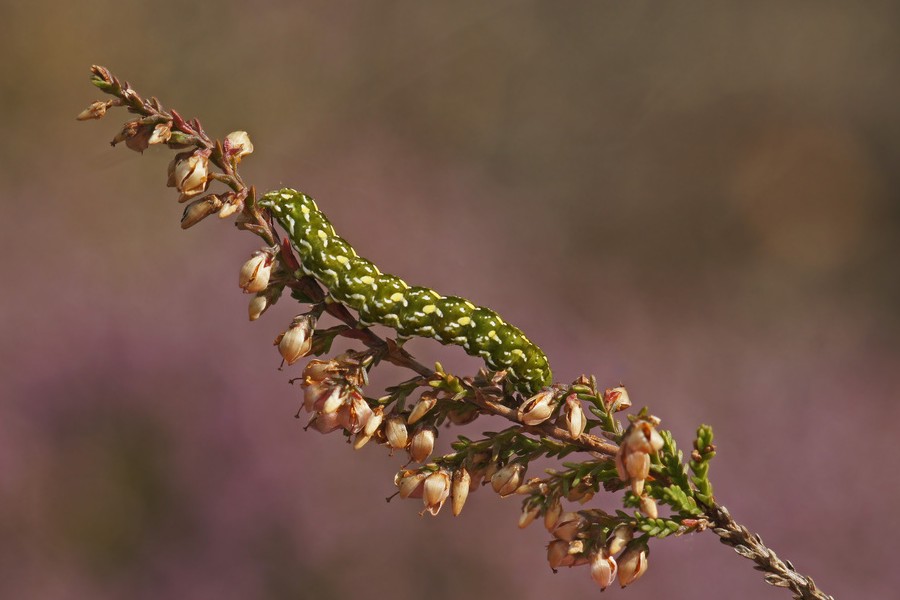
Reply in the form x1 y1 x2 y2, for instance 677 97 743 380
260 188 552 395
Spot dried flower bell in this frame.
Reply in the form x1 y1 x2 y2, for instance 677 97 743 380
407 390 438 425
423 470 451 515
561 394 586 438
169 150 210 199
490 463 524 497
224 131 254 162
617 543 649 588
605 386 632 413
408 425 436 463
277 315 316 365
396 469 426 499
76 100 111 121
518 390 556 425
181 194 223 229
239 250 274 294
590 550 618 591
385 415 409 450
451 467 471 516
615 417 665 495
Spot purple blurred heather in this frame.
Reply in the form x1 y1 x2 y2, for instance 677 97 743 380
2 1 899 598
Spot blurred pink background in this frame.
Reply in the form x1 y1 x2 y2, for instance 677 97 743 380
2 2 898 598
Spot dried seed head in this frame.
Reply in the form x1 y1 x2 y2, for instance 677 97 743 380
518 390 556 426
490 463 525 497
76 100 110 121
385 415 409 450
606 524 634 556
604 386 632 412
544 498 563 531
224 131 254 162
451 467 471 517
172 151 210 198
423 470 451 515
562 394 586 438
552 512 584 542
278 316 316 365
408 425 436 463
639 495 658 519
407 391 438 425
547 540 575 570
590 551 618 591
617 543 649 588
239 251 273 294
181 194 223 229
396 469 426 499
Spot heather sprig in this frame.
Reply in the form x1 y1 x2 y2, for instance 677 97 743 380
78 66 834 599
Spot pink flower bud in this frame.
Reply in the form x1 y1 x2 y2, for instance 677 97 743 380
172 151 210 198
590 551 618 591
451 468 471 517
363 406 384 437
396 470 425 499
239 251 273 294
490 463 524 497
639 495 658 519
408 425 436 463
552 512 584 541
76 100 109 121
248 295 268 321
224 131 254 162
385 415 409 450
181 194 223 229
606 524 633 555
544 498 562 531
278 316 315 365
423 470 451 516
311 411 342 434
547 540 575 570
517 390 556 426
518 503 540 529
604 386 632 412
407 391 438 425
562 395 586 438
617 544 649 588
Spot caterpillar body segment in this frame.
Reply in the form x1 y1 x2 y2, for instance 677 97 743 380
260 188 552 395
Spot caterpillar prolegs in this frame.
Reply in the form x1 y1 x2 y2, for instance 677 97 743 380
260 188 553 395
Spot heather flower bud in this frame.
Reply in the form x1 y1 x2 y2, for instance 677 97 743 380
562 394 586 438
606 524 634 555
76 100 109 121
616 418 664 495
311 411 342 434
148 122 172 145
490 463 524 497
278 316 315 365
181 194 223 229
518 390 555 426
617 544 649 588
518 503 540 529
604 386 632 412
352 432 372 450
364 405 384 437
423 470 451 516
317 385 345 414
544 498 563 531
385 415 409 450
639 495 658 519
407 391 438 425
248 295 268 321
396 470 425 499
239 251 273 294
172 151 209 198
451 467 471 517
224 131 254 162
409 425 436 463
547 540 575 570
590 550 618 591
552 512 584 541
303 359 334 385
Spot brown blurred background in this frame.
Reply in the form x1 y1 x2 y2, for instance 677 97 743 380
1 1 898 598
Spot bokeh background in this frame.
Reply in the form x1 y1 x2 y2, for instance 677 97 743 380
2 1 898 598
